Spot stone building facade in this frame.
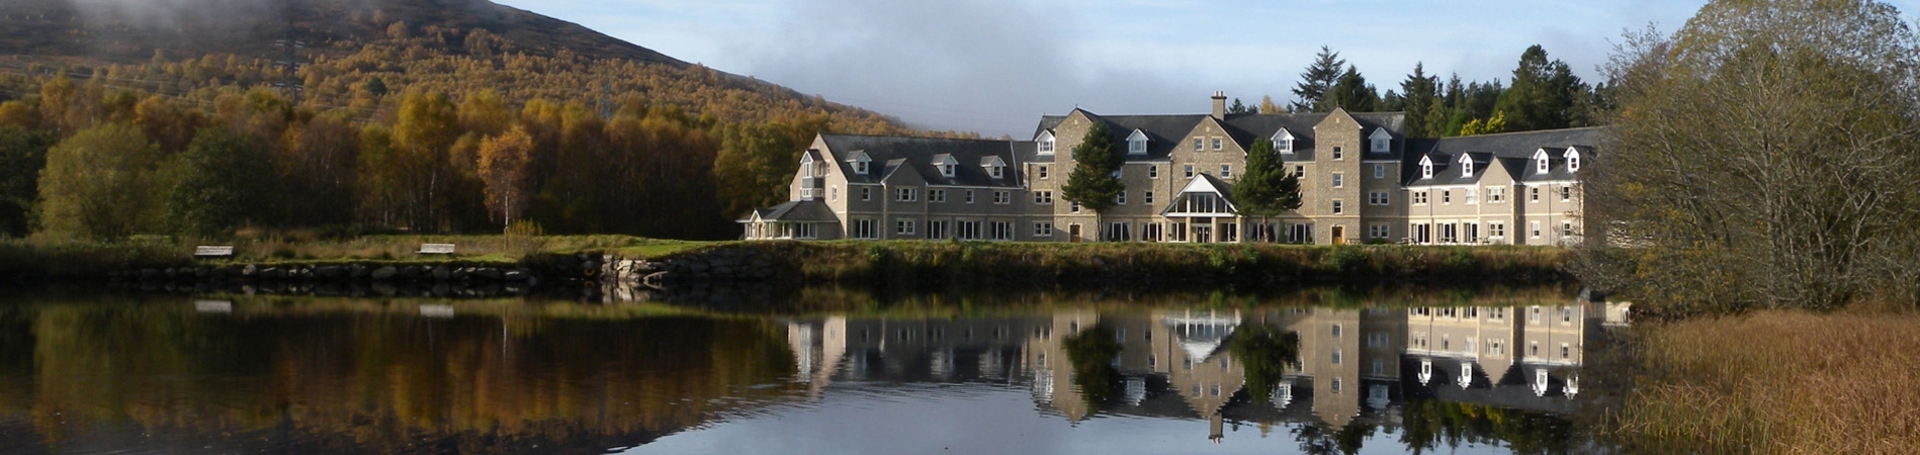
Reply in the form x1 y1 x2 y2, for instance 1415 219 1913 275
741 92 1602 245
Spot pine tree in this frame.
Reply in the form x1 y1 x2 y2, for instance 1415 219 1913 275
1494 45 1584 131
1325 66 1379 112
1400 63 1439 137
1291 46 1346 113
1234 138 1302 242
1061 122 1124 213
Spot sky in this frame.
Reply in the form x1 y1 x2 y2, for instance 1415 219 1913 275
490 0 1917 137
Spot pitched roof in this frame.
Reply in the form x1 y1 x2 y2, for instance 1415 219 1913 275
1405 127 1605 187
739 200 837 223
819 134 1027 188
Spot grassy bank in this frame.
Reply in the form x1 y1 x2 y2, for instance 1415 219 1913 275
711 241 1570 285
1611 310 1920 454
0 235 708 282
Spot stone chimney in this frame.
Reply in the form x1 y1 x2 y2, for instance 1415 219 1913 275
1211 91 1227 120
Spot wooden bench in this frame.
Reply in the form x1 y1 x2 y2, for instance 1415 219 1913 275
417 243 456 255
193 246 234 258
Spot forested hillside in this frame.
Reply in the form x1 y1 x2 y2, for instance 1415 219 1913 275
0 0 939 240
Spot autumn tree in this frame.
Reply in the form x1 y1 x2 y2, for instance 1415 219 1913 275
713 122 803 219
1061 122 1124 214
36 123 167 239
1578 0 1920 314
477 127 534 230
1234 138 1303 242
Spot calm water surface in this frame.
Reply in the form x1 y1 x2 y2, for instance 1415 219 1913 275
0 286 1628 454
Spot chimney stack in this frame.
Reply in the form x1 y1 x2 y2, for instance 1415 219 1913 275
1211 91 1227 120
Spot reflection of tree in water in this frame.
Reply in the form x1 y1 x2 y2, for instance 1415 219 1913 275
1227 324 1299 403
1060 324 1122 413
0 303 800 452
1292 419 1375 455
1397 400 1575 455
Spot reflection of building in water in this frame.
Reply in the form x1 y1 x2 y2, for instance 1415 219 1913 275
784 299 1610 442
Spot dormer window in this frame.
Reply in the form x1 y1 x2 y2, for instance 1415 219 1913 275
1369 129 1393 153
981 156 1007 179
1272 129 1295 153
1420 156 1434 179
1565 147 1582 172
1459 155 1474 176
936 155 959 178
1038 131 1056 155
849 152 872 175
1126 129 1148 155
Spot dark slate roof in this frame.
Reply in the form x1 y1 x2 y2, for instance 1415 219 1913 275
1405 127 1605 187
740 200 837 223
819 134 1027 188
1075 110 1206 162
1223 113 1331 161
1033 109 1410 164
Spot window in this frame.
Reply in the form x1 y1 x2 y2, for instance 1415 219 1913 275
1369 224 1390 239
1332 173 1344 188
854 161 869 174
1038 165 1049 179
896 187 917 201
929 189 946 203
1421 162 1433 179
957 221 980 240
1332 200 1345 214
1562 221 1575 237
1530 187 1541 202
1069 201 1080 212
1465 188 1478 204
1530 341 1540 356
1530 306 1542 323
1211 137 1222 150
988 165 1004 179
1115 191 1126 205
1107 222 1131 241
1331 349 1343 365
965 190 975 204
1488 187 1505 203
852 219 878 239
1294 165 1305 178
1374 164 1385 179
1562 306 1574 322
993 191 1010 204
1373 137 1388 152
927 221 948 239
1369 192 1389 205
1192 138 1202 151
1538 157 1550 173
1332 146 1344 160
1035 222 1053 237
1110 169 1122 179
1569 154 1582 171
1412 191 1429 205
1489 222 1506 238
1040 136 1055 154
1332 324 1343 338
1220 165 1232 178
1144 191 1155 204
1562 343 1572 359
939 163 955 177
1148 166 1159 179
861 187 872 201
1129 136 1146 155
990 221 1012 240
1183 165 1195 178
1531 221 1542 238
896 219 916 235
1441 190 1452 204
1561 186 1572 201
1034 191 1053 204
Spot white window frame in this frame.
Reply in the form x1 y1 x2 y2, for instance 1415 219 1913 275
1369 192 1389 205
993 191 1010 204
1531 221 1542 238
896 218 916 235
1374 164 1385 179
1034 191 1053 204
1035 222 1053 237
1332 200 1344 214
1144 191 1154 204
1184 165 1195 178
929 189 946 203
1038 165 1049 179
1220 165 1232 178
1332 173 1344 188
861 187 872 201
1333 146 1344 160
896 187 917 202
1115 191 1127 205
1148 165 1159 179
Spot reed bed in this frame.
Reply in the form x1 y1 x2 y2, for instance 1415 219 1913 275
1612 310 1920 454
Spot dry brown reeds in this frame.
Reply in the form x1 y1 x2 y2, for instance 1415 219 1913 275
1613 310 1920 454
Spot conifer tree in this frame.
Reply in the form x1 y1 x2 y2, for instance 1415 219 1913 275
1234 138 1302 242
1400 63 1439 137
1061 122 1124 213
1291 46 1346 113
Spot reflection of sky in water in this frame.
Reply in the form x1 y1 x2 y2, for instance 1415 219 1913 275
634 383 1512 455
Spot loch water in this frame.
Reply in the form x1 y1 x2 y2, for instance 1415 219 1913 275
0 286 1628 454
